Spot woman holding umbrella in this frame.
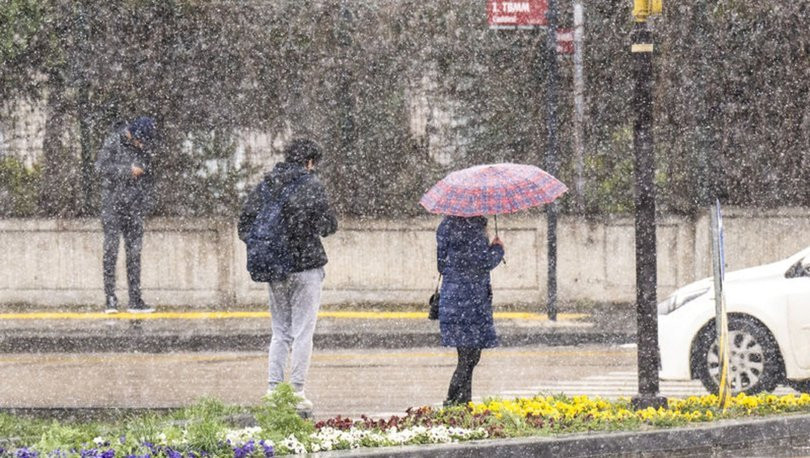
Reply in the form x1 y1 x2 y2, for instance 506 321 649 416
436 215 504 406
421 163 567 406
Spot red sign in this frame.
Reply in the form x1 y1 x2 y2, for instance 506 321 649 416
487 0 548 28
556 28 574 54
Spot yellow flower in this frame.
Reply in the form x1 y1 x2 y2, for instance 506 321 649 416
468 392 810 428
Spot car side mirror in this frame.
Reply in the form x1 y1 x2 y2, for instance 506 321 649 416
785 260 804 278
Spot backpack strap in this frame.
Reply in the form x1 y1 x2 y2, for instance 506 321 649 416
268 173 310 206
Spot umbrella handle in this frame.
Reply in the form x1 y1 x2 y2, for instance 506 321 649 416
493 215 506 265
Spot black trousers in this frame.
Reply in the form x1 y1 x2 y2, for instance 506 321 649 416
446 347 482 406
102 212 144 304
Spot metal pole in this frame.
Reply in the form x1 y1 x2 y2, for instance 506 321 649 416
75 4 94 216
545 0 560 321
710 201 731 409
630 21 666 410
338 1 355 183
694 0 716 207
572 1 586 212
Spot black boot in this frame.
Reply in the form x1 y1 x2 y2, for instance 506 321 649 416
104 295 119 314
127 298 155 314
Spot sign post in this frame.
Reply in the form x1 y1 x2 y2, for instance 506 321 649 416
487 0 565 321
711 200 732 409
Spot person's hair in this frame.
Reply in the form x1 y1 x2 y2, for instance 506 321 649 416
283 138 322 166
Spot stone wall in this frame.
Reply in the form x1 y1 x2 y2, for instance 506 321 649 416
1 209 808 308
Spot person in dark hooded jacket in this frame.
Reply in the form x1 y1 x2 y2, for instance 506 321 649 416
238 138 337 413
95 116 157 313
436 215 504 406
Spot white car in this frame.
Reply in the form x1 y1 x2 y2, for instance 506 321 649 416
658 246 810 395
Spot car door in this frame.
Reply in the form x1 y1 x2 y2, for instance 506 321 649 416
786 261 810 369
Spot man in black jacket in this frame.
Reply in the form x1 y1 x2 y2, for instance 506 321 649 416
95 116 157 313
238 138 338 413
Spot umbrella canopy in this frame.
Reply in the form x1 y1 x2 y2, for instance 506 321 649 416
419 163 567 216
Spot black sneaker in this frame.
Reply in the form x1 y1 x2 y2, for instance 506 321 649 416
104 296 119 314
126 300 155 314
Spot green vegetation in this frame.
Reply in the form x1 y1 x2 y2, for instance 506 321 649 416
1 1 807 217
2 391 810 456
0 156 41 216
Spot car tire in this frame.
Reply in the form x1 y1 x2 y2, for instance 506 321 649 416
788 380 810 393
692 315 783 395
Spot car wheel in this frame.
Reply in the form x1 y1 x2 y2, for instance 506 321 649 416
693 316 782 395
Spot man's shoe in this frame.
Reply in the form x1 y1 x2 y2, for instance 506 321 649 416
104 296 119 314
294 391 314 411
265 384 279 397
126 301 155 314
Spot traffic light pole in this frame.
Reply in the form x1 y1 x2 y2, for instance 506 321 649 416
630 20 667 410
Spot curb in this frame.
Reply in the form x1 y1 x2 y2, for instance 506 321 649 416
311 413 810 457
0 331 636 352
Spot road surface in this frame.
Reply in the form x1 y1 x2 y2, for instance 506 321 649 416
0 344 796 420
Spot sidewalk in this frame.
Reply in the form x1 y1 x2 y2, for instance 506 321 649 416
0 304 637 352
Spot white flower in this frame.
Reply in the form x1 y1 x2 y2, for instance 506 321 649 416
308 423 487 452
92 437 106 446
225 426 263 445
281 434 307 455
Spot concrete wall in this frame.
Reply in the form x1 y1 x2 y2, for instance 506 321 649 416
2 208 809 308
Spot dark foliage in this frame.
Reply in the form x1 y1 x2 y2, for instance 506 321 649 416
0 0 807 217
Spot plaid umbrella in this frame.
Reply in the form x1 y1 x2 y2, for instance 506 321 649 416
419 163 568 217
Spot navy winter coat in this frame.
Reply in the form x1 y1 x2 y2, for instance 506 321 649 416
238 162 338 273
436 216 504 348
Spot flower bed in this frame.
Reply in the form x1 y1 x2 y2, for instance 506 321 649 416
2 386 810 457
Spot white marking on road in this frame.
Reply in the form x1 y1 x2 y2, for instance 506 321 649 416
491 371 797 399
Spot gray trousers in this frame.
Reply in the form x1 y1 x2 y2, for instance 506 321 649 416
102 211 144 304
267 267 324 392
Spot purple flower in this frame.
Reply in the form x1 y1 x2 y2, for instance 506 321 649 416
258 440 274 458
15 448 39 458
233 441 256 458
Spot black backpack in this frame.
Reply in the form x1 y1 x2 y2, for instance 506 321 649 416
245 176 308 282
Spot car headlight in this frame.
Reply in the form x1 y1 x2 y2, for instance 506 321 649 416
658 287 709 315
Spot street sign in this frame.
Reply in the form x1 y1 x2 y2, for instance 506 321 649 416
487 0 548 29
556 28 573 54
